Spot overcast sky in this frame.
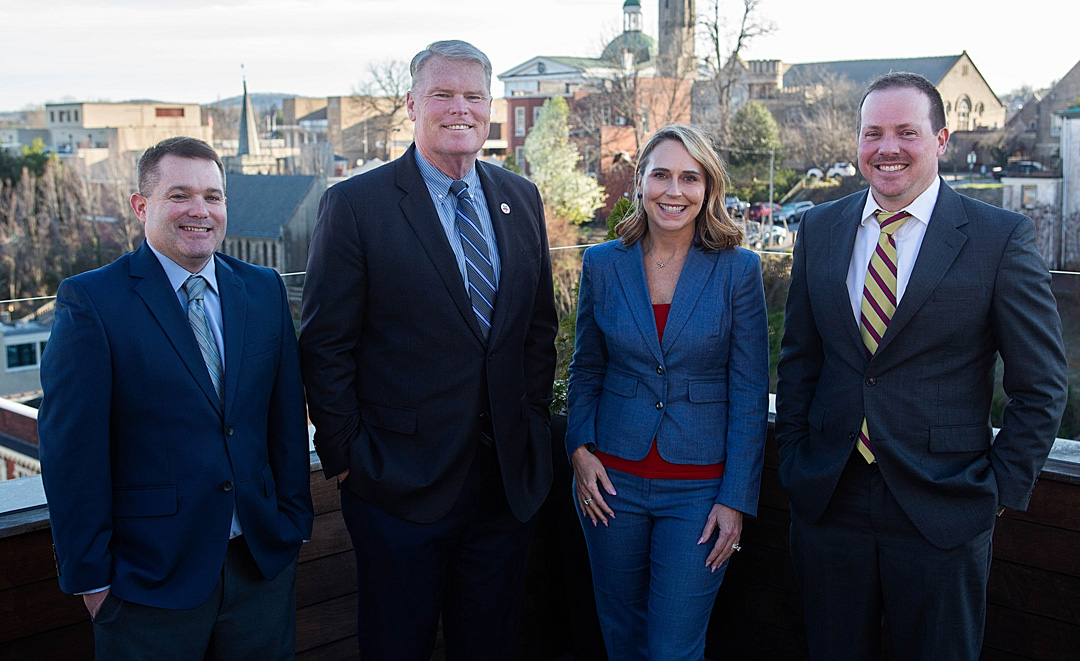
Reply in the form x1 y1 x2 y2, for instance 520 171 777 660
1 0 1074 111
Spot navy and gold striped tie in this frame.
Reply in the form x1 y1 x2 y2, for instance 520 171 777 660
450 180 497 342
184 275 224 407
857 209 911 463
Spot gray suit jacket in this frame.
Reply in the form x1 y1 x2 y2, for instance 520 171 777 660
775 180 1067 549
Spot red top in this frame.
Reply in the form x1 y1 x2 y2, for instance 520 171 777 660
594 303 726 480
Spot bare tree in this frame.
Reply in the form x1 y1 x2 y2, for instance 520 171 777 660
779 70 861 172
354 60 412 161
698 0 776 146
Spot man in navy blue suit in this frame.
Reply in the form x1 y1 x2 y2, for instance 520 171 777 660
39 137 313 659
300 40 558 660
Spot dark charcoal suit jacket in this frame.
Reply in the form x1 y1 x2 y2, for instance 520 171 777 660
775 180 1068 549
299 145 558 524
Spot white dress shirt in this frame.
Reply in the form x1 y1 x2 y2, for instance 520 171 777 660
846 177 941 324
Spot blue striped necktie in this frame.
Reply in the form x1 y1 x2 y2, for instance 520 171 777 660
449 180 497 342
184 275 224 406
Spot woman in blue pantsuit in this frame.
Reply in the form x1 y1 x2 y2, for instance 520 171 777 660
567 124 770 661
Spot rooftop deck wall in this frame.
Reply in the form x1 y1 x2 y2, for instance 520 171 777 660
3 419 1079 660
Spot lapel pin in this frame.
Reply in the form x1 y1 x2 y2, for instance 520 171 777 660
500 203 511 215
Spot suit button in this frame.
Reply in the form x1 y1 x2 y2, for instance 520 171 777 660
655 401 664 410
865 377 876 387
848 432 856 440
222 481 234 492
488 354 495 361
656 365 665 375
225 426 234 436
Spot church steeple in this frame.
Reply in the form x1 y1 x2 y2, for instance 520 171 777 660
237 68 261 157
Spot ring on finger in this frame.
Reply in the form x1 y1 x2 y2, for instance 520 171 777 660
732 543 742 552
583 498 593 506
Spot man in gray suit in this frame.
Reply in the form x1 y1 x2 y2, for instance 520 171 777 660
775 72 1068 659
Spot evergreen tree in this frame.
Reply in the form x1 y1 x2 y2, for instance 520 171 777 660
728 102 782 168
523 97 605 224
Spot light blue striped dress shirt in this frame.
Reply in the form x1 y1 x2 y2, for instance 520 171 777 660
414 151 501 289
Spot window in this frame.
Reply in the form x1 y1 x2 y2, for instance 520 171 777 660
601 105 612 126
74 110 79 122
156 108 185 118
515 146 526 172
1052 115 1063 138
515 107 526 137
49 111 54 123
956 98 971 132
585 145 596 176
6 343 37 369
532 106 542 129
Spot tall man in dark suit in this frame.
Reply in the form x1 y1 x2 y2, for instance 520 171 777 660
39 137 314 659
775 72 1068 659
299 40 558 661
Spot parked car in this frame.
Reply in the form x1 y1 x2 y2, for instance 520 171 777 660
807 162 857 179
744 220 787 247
725 195 748 218
991 161 1047 180
748 202 782 221
777 201 815 223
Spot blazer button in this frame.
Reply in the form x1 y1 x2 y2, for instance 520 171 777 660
225 426 234 436
656 365 665 375
488 353 495 361
655 401 664 410
865 377 876 387
848 432 856 440
222 481 234 492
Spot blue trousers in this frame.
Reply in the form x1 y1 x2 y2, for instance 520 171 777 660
577 468 727 661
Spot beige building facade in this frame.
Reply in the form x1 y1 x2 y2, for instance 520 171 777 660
45 101 212 154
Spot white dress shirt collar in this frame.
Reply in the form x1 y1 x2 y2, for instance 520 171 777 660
860 175 941 231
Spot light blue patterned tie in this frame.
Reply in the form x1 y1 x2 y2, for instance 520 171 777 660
450 180 497 342
184 275 224 406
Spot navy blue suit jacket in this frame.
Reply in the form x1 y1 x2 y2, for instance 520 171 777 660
775 181 1067 549
566 239 770 515
299 145 558 524
39 244 314 609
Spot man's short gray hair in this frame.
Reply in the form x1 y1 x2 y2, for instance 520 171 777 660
410 40 492 95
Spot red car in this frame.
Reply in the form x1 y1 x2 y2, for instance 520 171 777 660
747 202 781 221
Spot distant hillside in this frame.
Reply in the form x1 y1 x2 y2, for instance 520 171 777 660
202 93 295 112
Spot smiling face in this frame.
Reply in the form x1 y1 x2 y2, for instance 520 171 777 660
640 139 706 240
858 86 949 211
130 154 226 273
407 55 491 179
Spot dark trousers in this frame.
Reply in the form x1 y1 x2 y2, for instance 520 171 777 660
341 442 537 661
91 535 298 660
790 452 993 660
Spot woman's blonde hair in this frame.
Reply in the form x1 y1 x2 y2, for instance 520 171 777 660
615 124 742 250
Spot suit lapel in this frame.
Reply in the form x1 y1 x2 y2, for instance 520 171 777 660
661 248 717 353
129 244 223 414
395 147 483 343
828 193 867 352
216 256 245 417
876 181 968 354
613 242 664 365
